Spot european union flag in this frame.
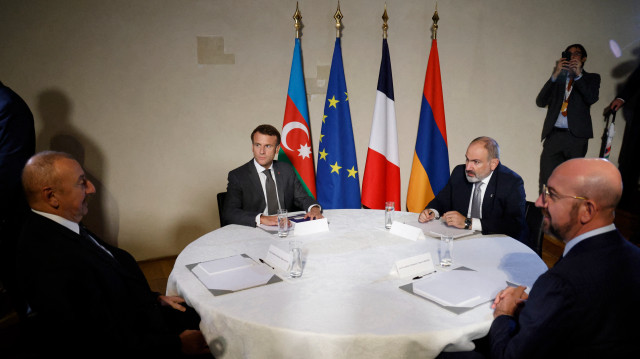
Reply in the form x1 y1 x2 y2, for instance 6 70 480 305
316 38 361 209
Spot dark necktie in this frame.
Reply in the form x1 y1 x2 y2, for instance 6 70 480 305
470 182 483 219
79 225 115 259
263 169 279 215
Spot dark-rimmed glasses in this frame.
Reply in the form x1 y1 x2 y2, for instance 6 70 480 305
541 184 587 204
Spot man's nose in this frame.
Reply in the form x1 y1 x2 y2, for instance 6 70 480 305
86 180 96 194
534 193 545 208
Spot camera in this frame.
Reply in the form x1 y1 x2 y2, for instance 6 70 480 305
561 50 572 62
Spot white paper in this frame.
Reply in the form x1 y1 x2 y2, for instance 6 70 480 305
413 269 505 307
395 253 435 278
293 217 329 236
191 255 275 291
197 255 254 275
389 221 424 241
406 218 475 239
265 245 291 272
193 264 275 291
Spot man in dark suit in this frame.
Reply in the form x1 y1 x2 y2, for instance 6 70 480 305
489 158 640 358
419 137 527 244
536 43 600 193
17 151 210 357
0 81 35 318
222 124 322 227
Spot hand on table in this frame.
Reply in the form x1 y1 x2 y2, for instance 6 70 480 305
158 295 187 312
441 211 466 229
418 209 436 223
491 285 528 318
305 206 323 220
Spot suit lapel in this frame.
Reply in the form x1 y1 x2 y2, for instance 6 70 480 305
482 166 499 214
245 160 266 209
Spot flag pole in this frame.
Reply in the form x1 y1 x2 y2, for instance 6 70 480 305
293 2 302 39
432 4 439 40
334 2 343 38
382 3 389 39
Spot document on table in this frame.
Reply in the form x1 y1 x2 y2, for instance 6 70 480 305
187 254 282 296
405 218 475 239
411 269 505 308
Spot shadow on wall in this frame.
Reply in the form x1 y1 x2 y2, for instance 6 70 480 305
36 88 120 247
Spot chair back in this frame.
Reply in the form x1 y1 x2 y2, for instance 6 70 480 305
525 201 544 256
217 192 227 227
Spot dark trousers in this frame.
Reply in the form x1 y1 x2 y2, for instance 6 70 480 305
539 128 588 193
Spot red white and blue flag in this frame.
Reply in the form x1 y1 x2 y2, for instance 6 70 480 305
361 38 400 210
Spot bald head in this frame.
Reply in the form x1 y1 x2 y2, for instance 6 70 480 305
22 151 75 205
552 158 622 211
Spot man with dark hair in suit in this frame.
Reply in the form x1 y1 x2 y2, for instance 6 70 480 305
489 158 640 358
536 43 600 193
419 136 527 244
17 151 210 357
222 124 322 227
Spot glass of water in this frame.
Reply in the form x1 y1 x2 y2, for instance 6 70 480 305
277 209 289 237
440 235 453 267
385 201 394 229
288 240 303 278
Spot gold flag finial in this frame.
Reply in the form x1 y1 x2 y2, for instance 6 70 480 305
382 3 389 39
334 1 343 38
432 3 439 40
293 2 302 39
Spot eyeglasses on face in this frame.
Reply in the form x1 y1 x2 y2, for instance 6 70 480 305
541 184 587 204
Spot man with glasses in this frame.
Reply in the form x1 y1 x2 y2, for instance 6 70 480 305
536 44 600 193
489 158 640 358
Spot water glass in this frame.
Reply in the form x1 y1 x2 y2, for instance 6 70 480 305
385 201 394 229
277 209 289 237
288 240 303 278
440 235 453 267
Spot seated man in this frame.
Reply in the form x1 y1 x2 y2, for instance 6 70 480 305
419 136 527 243
222 124 322 227
489 158 640 358
17 151 209 357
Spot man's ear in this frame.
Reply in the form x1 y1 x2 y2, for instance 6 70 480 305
579 200 597 224
43 187 59 209
490 158 499 171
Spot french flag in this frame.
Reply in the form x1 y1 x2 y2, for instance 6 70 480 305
361 38 401 210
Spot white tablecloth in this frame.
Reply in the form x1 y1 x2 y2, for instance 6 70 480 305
167 209 547 359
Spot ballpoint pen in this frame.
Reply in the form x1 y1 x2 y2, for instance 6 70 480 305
259 258 274 270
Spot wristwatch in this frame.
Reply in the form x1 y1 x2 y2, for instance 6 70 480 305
464 218 472 230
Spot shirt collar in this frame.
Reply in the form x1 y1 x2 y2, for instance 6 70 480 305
563 223 617 256
253 159 273 173
32 209 80 235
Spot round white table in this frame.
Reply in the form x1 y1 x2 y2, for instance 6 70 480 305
167 209 547 358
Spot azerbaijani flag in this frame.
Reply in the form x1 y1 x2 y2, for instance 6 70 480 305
361 38 400 210
279 38 316 198
406 38 449 213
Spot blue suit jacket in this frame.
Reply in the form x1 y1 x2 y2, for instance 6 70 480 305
426 163 527 243
489 229 640 358
222 159 318 227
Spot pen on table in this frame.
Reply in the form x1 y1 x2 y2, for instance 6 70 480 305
259 258 274 270
413 271 436 280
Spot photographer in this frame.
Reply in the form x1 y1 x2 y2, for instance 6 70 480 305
535 44 600 193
